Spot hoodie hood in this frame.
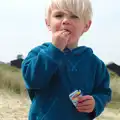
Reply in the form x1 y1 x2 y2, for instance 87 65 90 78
64 46 93 56
43 42 93 56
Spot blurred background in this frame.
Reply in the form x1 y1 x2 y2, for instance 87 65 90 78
0 0 120 120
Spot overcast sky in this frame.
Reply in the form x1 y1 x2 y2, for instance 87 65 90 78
0 0 120 65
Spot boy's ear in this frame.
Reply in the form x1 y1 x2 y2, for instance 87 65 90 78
83 20 92 32
45 19 51 31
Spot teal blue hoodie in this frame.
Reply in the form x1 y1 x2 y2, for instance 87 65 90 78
22 42 111 120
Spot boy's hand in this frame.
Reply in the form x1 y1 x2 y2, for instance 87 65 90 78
76 95 95 113
52 30 70 51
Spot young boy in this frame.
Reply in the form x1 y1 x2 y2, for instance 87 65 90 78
21 0 112 120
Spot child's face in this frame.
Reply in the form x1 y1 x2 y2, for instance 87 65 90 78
46 6 91 48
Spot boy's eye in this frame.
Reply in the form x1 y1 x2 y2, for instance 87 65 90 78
71 15 79 19
55 14 63 18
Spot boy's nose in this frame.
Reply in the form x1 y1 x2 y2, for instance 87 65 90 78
62 18 71 25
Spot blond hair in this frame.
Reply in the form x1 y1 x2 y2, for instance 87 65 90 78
45 0 93 24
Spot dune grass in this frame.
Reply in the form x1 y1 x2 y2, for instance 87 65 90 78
0 64 26 95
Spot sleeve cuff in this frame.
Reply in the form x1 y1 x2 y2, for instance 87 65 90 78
44 44 64 66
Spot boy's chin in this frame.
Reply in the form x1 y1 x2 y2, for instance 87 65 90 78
66 43 77 49
67 38 78 48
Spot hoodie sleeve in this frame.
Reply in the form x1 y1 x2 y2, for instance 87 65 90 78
21 43 64 89
90 59 112 118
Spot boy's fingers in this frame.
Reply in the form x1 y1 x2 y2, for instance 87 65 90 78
77 95 93 103
62 31 70 36
55 30 70 38
76 96 95 113
77 105 92 110
60 31 70 40
76 103 94 113
77 99 93 107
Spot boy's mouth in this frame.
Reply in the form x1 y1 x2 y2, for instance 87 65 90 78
63 29 71 34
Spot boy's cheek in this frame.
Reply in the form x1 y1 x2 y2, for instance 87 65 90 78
54 23 61 32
